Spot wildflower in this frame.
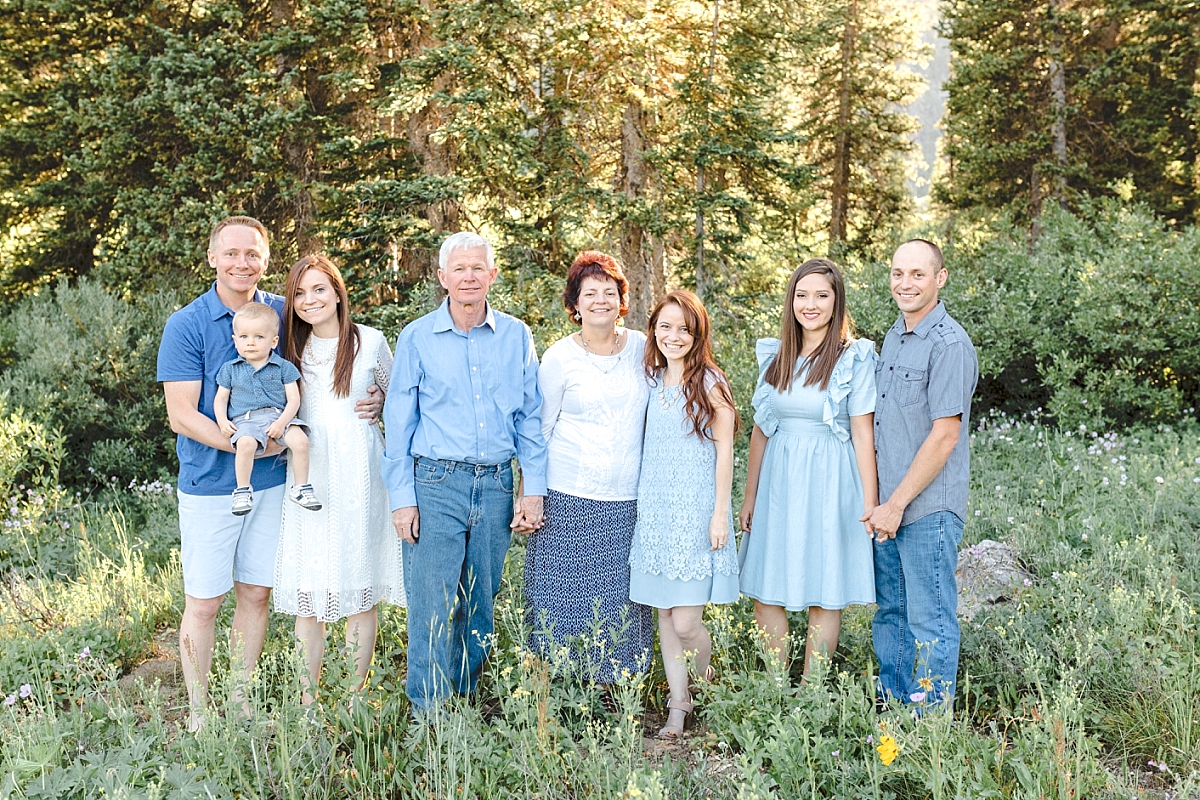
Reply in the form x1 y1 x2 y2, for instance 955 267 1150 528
3 694 14 706
866 734 874 744
909 691 926 703
18 684 31 699
1081 533 1088 541
1023 578 1032 587
1051 572 1060 579
79 646 90 660
831 749 840 757
1155 476 1164 484
1007 517 1014 524
917 676 933 692
876 734 899 766
974 510 981 516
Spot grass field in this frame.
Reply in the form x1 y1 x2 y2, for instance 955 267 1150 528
2 411 1199 798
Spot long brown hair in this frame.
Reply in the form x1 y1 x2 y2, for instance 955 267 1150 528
764 258 852 393
644 290 740 440
283 254 360 398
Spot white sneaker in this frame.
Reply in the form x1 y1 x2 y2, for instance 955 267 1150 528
289 483 322 511
231 486 254 516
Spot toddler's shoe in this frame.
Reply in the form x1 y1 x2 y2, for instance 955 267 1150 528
289 483 322 511
231 486 254 516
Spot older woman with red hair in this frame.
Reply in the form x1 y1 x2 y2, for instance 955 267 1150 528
523 251 654 687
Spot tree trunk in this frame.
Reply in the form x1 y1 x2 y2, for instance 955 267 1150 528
829 0 857 245
1047 0 1068 206
695 0 721 298
398 3 461 283
271 0 319 257
618 100 663 330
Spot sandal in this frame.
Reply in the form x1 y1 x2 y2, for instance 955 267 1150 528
656 696 694 739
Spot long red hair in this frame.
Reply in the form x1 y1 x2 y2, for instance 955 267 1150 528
282 254 360 398
644 290 740 440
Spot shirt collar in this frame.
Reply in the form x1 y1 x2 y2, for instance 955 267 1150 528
228 350 283 368
892 300 948 339
205 282 270 321
432 298 497 333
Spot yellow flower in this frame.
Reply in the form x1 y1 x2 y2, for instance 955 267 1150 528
917 676 934 692
876 734 899 766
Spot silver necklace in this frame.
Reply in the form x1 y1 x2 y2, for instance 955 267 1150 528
579 329 621 374
657 380 683 410
304 336 338 366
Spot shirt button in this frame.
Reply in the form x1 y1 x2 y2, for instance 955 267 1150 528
472 366 477 371
889 366 893 370
476 395 481 400
881 393 886 398
479 423 484 428
480 451 485 456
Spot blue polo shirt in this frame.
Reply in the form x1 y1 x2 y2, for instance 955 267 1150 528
157 283 287 496
216 351 301 418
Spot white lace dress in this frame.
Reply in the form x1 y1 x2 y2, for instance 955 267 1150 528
274 325 406 620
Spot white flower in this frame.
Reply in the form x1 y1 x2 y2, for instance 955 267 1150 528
1155 476 1164 484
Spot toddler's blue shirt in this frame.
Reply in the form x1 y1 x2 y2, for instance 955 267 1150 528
216 352 301 418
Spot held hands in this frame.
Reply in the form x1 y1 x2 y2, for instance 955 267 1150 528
709 515 732 551
356 384 383 423
392 506 419 544
219 420 238 438
861 500 903 542
510 494 545 534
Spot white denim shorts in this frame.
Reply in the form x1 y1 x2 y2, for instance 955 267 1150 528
177 484 284 599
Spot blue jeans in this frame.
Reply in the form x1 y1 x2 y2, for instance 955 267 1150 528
403 457 515 713
872 510 964 705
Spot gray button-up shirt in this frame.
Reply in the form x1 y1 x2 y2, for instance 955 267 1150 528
874 301 978 526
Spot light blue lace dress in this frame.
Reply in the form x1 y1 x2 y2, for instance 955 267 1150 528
628 372 740 608
739 338 877 610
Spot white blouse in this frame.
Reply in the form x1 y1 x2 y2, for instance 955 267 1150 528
538 329 650 501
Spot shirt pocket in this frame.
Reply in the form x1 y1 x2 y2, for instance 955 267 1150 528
895 368 926 407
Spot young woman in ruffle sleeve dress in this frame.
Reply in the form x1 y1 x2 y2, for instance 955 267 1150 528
738 258 878 679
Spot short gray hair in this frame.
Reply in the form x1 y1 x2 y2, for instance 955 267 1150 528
438 231 495 272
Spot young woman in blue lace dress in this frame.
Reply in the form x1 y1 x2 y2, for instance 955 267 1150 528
628 290 740 738
738 258 878 680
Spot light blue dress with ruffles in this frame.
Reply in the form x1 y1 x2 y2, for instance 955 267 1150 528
628 373 740 609
739 338 878 610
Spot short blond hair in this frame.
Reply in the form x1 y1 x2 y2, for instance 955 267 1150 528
210 215 270 253
232 302 280 332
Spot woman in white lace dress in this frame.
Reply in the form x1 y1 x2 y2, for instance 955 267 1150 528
276 254 405 704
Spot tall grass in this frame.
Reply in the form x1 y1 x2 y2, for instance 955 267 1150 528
2 416 1199 797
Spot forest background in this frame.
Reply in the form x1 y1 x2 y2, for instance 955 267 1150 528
2 0 1200 798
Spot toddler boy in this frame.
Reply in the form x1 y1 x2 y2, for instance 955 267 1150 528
213 302 321 515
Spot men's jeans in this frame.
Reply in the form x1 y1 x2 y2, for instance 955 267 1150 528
872 510 964 705
403 457 514 713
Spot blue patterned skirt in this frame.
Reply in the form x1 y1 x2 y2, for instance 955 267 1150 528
523 490 654 682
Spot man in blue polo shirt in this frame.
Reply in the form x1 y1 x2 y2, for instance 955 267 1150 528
158 216 378 731
863 239 978 709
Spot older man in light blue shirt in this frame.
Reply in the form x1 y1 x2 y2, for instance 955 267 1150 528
383 231 547 714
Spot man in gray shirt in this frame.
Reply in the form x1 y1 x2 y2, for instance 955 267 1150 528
863 239 978 707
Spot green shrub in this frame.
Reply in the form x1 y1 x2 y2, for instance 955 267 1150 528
919 200 1200 426
0 279 179 489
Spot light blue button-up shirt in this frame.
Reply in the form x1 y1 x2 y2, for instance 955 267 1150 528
382 299 548 510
